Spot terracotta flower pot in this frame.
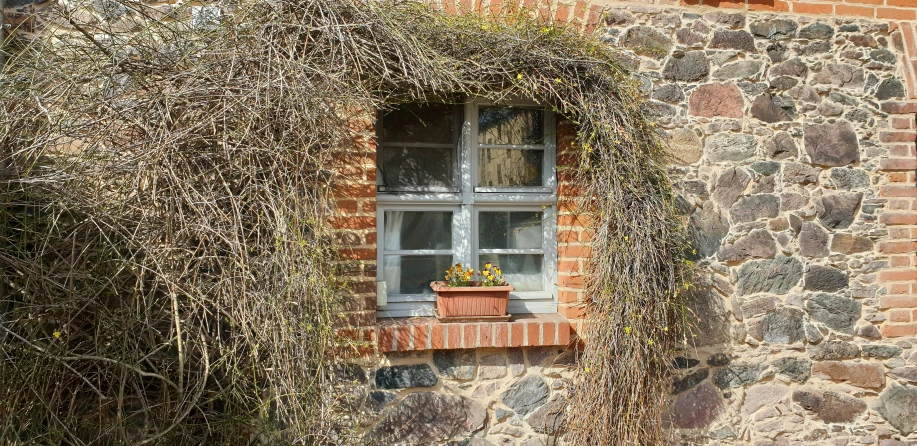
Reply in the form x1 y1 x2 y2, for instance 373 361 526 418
431 281 513 317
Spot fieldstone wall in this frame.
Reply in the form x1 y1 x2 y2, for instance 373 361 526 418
347 347 574 445
599 6 917 446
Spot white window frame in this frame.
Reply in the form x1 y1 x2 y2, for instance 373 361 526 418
376 98 558 318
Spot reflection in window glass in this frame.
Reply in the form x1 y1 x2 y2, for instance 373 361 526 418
479 254 543 291
478 148 543 187
381 146 454 188
383 211 452 251
478 107 544 145
479 212 543 249
383 255 454 294
382 103 458 144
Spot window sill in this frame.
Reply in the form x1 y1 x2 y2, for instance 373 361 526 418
376 313 570 352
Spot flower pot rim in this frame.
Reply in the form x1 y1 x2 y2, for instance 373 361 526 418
430 281 514 293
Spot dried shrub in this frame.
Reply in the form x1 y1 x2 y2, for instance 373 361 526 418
0 0 690 444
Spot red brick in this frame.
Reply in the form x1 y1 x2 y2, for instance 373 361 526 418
479 323 494 347
792 2 833 15
892 117 916 130
510 323 524 347
396 326 411 350
559 290 581 303
888 0 917 6
413 324 429 350
494 323 508 348
448 324 461 349
881 185 917 198
889 143 917 157
880 295 917 308
890 309 913 322
879 241 917 254
542 322 556 345
881 158 917 171
881 101 917 114
836 4 875 17
880 131 917 143
431 323 445 349
561 305 587 319
891 255 912 267
882 323 917 337
339 248 377 260
584 4 602 35
558 321 571 346
559 274 584 287
463 323 477 348
879 8 917 21
379 326 395 352
889 172 910 183
527 322 540 346
748 0 789 11
555 3 570 23
336 200 359 213
331 184 376 198
845 0 884 4
328 216 376 230
888 282 911 295
913 308 917 320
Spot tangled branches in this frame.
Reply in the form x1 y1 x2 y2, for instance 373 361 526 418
0 0 689 444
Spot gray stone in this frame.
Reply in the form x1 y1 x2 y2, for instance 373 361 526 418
605 9 635 26
670 382 725 429
750 19 798 39
770 76 798 90
750 161 780 175
674 357 701 369
773 357 811 382
652 84 684 103
742 383 790 415
508 348 525 377
770 58 808 78
876 78 905 100
730 194 780 224
434 349 477 380
711 363 764 389
706 133 757 163
707 353 731 367
674 367 710 394
620 26 673 59
804 265 848 292
718 229 777 262
501 375 549 416
767 42 788 62
765 132 798 160
876 383 917 435
799 22 834 40
526 347 562 367
806 293 861 334
869 48 896 65
830 168 870 190
832 234 875 255
737 256 803 295
704 11 746 28
93 0 128 19
792 389 866 423
839 24 859 33
365 390 397 413
889 366 917 383
479 354 507 379
526 394 568 434
676 28 705 47
799 222 829 258
856 324 882 339
375 364 438 389
495 408 513 421
804 122 859 167
815 192 862 229
711 167 751 207
710 29 757 52
709 426 737 440
714 60 764 80
800 40 832 56
751 93 796 122
690 202 730 258
369 392 485 443
804 320 824 344
663 51 710 82
739 295 777 319
737 81 769 97
749 307 805 344
861 344 903 359
668 128 703 165
784 162 820 185
813 64 865 89
808 340 860 360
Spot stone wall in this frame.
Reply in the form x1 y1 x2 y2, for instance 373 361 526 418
600 5 917 445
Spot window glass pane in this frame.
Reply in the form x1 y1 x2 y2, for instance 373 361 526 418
478 149 543 187
381 146 454 188
479 254 543 291
383 255 453 294
384 211 452 251
479 211 543 249
382 103 458 144
478 107 544 145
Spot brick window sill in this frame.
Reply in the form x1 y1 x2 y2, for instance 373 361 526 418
377 313 571 352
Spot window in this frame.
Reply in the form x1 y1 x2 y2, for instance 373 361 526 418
376 100 557 318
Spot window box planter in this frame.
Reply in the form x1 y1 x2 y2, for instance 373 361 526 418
430 281 514 319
